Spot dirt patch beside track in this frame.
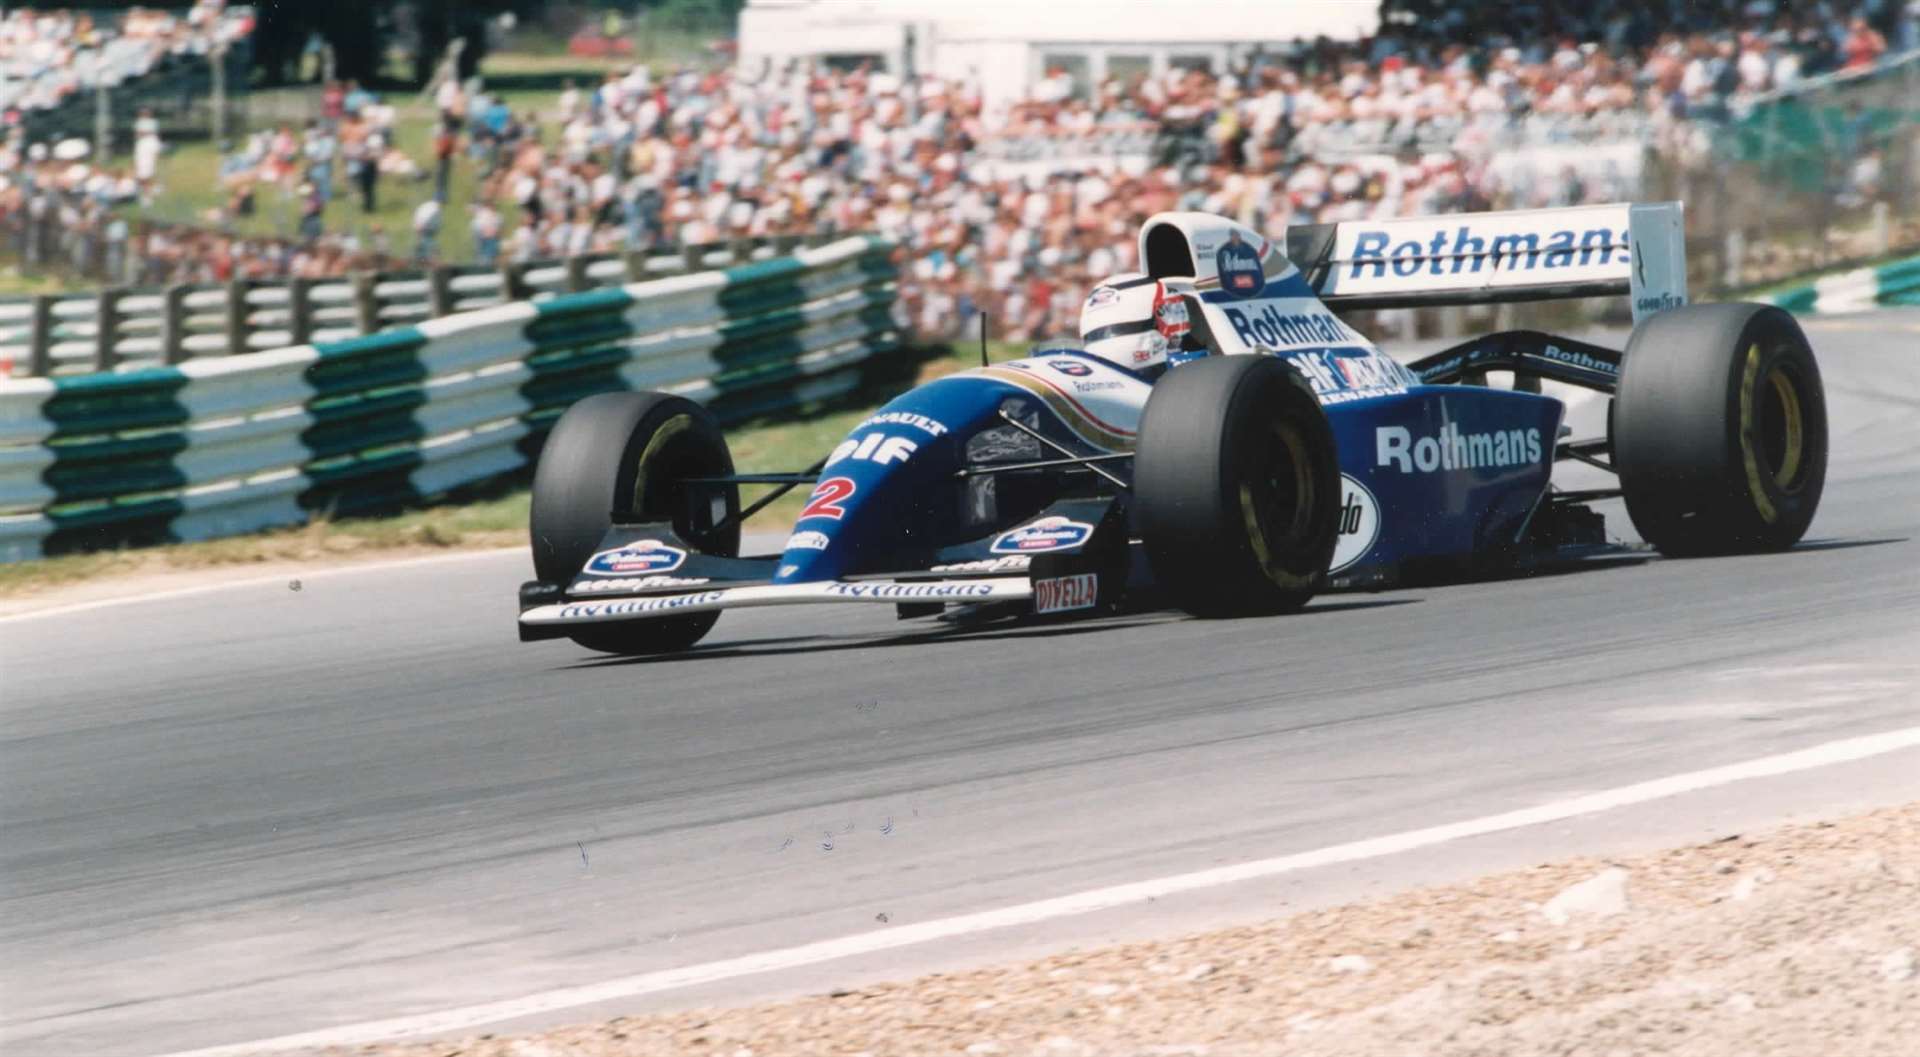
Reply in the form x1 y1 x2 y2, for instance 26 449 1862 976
336 801 1920 1057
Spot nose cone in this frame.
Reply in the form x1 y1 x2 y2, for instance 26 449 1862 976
770 377 1011 583
772 468 874 583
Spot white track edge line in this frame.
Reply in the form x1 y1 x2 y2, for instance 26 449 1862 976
152 723 1920 1057
0 547 524 624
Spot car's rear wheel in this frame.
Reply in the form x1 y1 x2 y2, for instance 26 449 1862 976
1133 355 1341 616
529 391 739 654
1613 303 1827 556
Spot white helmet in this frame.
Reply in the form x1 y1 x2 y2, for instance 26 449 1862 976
1079 273 1170 370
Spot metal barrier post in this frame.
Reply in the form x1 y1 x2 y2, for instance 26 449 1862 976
27 295 53 378
682 242 703 274
351 271 379 334
288 275 314 345
211 42 228 145
162 285 188 364
564 255 590 292
225 278 251 356
498 258 527 302
428 265 454 317
624 249 648 281
774 234 800 255
93 84 111 170
94 287 122 372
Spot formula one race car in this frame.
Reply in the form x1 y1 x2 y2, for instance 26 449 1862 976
518 202 1827 654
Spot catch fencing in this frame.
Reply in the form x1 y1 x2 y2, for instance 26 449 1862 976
0 236 897 562
1652 50 1920 297
0 231 846 378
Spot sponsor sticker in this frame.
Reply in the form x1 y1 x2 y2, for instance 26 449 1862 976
1282 346 1413 403
800 477 856 520
1033 572 1098 615
857 411 948 437
1085 286 1119 309
1330 475 1380 573
785 530 831 551
1538 343 1618 377
991 516 1094 554
1048 359 1093 377
1318 386 1407 407
826 582 996 600
1222 304 1367 352
1344 221 1629 281
583 540 686 576
558 592 726 619
1416 354 1467 382
1375 424 1543 474
573 575 712 593
1215 233 1266 298
930 555 1032 574
1634 292 1685 314
1153 283 1190 344
827 432 919 467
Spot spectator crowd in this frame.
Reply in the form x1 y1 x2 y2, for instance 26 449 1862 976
0 2 252 126
2 0 1915 340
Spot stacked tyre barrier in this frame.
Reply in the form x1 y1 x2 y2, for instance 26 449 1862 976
1762 254 1920 315
0 237 897 562
0 234 838 378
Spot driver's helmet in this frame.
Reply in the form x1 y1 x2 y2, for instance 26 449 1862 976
1079 273 1170 371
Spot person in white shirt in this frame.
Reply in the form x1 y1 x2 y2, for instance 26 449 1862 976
411 198 442 263
507 222 536 264
435 77 464 129
133 131 162 197
470 201 502 266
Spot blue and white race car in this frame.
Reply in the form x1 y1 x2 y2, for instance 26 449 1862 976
518 202 1827 654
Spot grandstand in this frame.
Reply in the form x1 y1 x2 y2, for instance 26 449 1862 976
0 3 252 148
2 0 1916 368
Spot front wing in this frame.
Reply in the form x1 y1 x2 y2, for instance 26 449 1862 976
520 575 1036 632
517 496 1127 642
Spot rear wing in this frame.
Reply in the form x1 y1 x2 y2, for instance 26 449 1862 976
1286 202 1688 323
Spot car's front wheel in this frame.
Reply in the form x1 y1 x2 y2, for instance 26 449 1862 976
1132 355 1342 616
529 391 739 654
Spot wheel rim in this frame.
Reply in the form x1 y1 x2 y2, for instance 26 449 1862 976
1759 363 1806 493
1237 420 1317 587
1738 342 1812 525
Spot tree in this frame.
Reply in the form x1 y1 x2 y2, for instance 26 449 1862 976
252 0 507 88
646 0 749 35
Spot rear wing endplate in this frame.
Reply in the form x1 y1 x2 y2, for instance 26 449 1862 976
1287 202 1687 323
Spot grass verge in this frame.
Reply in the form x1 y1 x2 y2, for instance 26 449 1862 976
137 84 566 265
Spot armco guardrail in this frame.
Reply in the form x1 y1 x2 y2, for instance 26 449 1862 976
0 231 845 378
1761 254 1920 315
0 236 896 561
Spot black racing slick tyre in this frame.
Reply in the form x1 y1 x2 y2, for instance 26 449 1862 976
1133 355 1341 617
1613 303 1827 556
529 392 740 654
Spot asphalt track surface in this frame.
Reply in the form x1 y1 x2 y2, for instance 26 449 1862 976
4 310 1919 1057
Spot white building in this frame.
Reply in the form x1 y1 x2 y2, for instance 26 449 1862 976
736 0 1380 110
